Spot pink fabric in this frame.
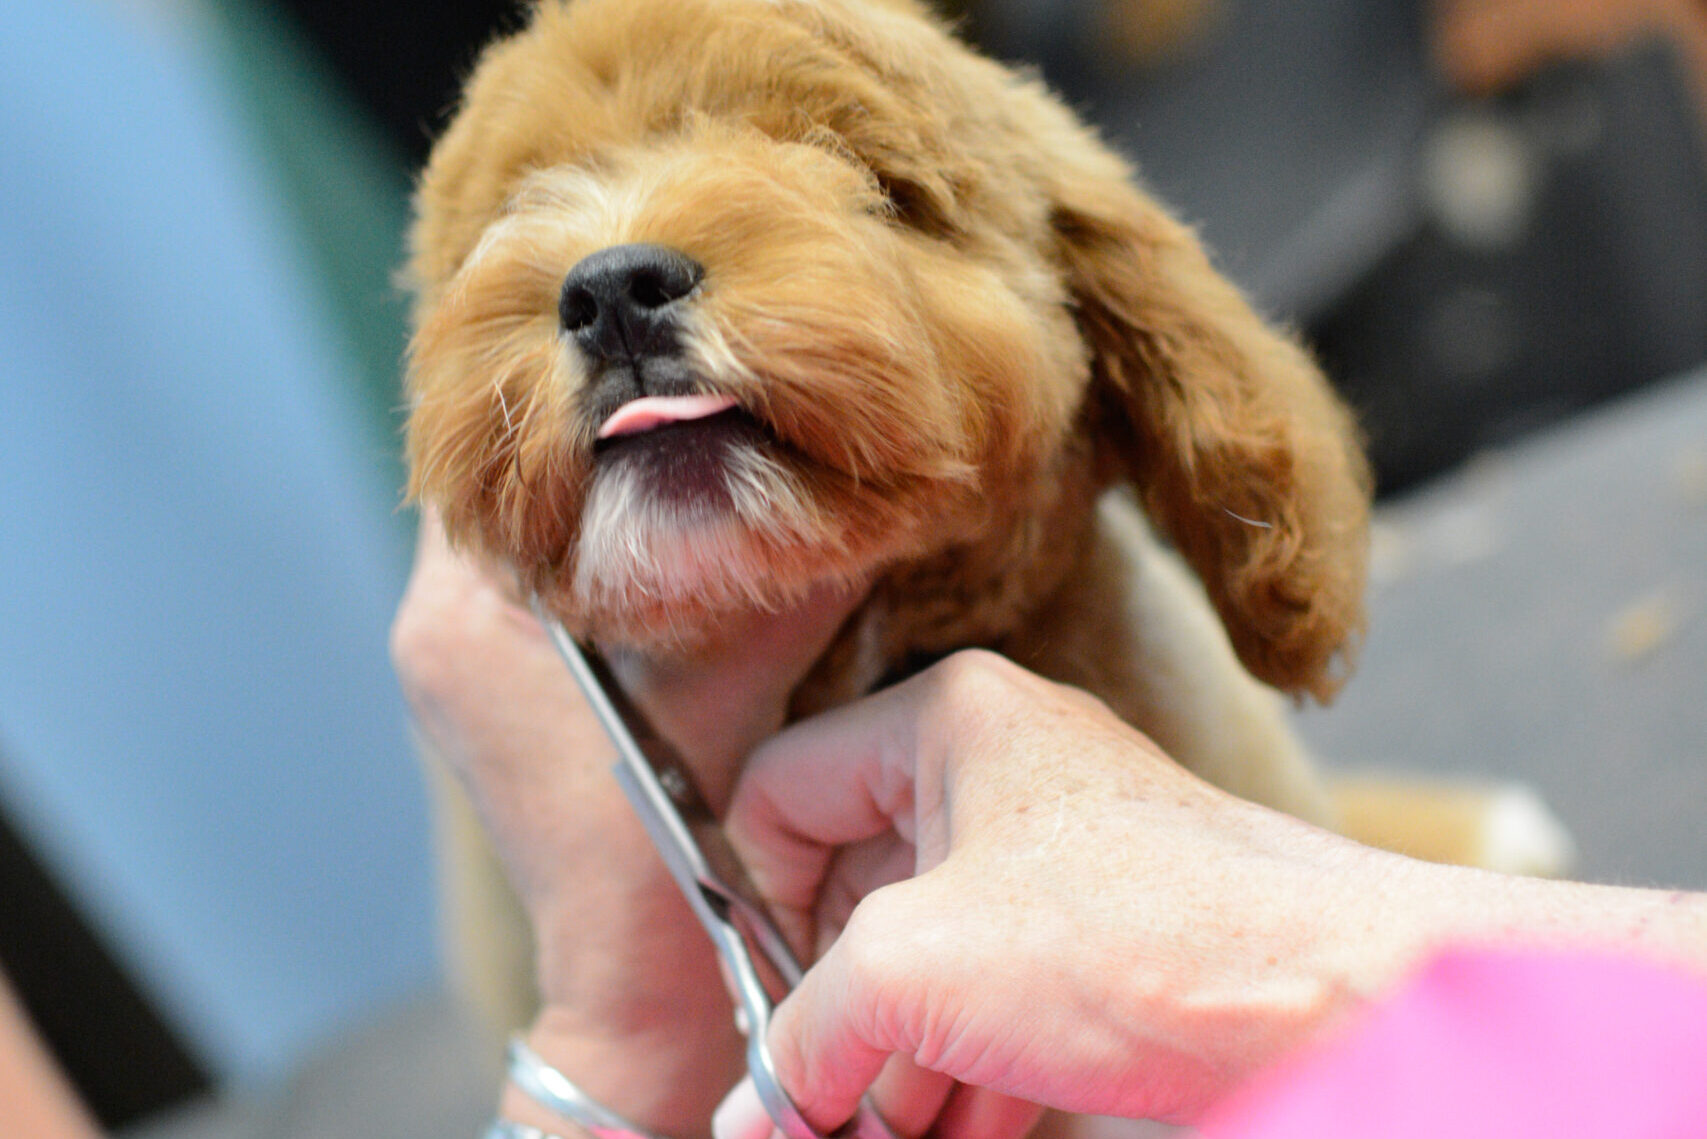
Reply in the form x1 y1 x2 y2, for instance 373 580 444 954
1199 950 1707 1138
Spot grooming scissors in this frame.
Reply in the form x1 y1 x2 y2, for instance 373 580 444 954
534 605 900 1139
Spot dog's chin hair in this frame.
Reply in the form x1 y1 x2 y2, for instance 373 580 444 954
568 445 849 643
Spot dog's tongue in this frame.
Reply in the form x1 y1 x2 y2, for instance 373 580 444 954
597 394 740 439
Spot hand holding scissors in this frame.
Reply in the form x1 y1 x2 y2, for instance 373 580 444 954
535 607 901 1139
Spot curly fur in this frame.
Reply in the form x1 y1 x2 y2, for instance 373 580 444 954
405 0 1371 716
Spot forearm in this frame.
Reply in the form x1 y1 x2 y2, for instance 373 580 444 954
1055 819 1707 1121
723 653 1707 1132
1193 788 1707 1022
0 971 99 1139
1369 855 1707 987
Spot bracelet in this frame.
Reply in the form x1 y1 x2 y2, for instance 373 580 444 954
505 1035 673 1139
486 1121 573 1139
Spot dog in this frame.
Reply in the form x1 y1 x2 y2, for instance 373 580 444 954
400 0 1564 1115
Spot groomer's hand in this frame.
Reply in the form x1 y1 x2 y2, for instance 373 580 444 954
718 652 1707 1138
391 510 866 1138
392 511 738 1136
716 652 1437 1138
1433 0 1707 96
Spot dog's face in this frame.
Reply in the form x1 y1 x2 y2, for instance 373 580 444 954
407 0 1371 698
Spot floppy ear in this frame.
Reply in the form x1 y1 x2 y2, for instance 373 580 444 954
1050 152 1372 703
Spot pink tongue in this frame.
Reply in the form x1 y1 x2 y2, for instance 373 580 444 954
597 394 740 439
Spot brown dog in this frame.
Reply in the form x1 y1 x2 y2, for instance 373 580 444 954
401 0 1556 1089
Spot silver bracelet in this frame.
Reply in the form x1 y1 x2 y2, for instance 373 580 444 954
486 1121 574 1139
505 1035 673 1139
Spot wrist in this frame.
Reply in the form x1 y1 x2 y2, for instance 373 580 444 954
1371 856 1707 982
515 848 745 1138
500 1014 744 1139
526 838 737 1026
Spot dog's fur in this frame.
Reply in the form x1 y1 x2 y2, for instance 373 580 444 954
406 0 1373 1064
407 0 1369 695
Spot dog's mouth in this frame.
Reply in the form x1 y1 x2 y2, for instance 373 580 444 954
596 393 741 440
592 394 775 506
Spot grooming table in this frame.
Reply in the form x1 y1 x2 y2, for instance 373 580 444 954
1298 365 1707 890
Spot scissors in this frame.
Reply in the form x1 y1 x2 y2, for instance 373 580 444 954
535 605 901 1139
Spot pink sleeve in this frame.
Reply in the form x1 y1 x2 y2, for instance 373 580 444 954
1198 949 1707 1138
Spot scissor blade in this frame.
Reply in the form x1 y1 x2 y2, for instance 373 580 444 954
533 607 898 1139
533 611 803 980
536 611 711 818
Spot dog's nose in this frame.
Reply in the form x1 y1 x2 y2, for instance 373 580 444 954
559 243 703 362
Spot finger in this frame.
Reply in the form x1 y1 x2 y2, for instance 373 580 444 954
932 1084 1045 1139
762 887 926 1136
1435 0 1657 92
727 682 929 919
765 883 1031 1139
713 1077 780 1139
812 834 919 955
728 649 1093 910
864 1053 956 1139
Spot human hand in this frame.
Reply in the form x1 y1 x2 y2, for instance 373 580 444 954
391 511 741 1134
391 511 867 1136
715 652 1397 1138
1432 0 1699 95
0 969 99 1139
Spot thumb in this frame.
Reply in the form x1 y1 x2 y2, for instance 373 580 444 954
731 881 943 1139
738 879 1033 1139
710 974 890 1139
761 900 900 1136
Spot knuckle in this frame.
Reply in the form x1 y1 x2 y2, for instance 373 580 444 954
931 649 1114 723
831 880 965 1061
919 649 1090 750
388 589 440 690
837 886 918 995
923 649 1027 718
388 567 502 702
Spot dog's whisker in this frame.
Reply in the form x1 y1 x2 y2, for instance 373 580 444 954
1223 508 1275 530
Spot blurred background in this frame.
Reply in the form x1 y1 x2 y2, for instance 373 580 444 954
1 0 1703 1135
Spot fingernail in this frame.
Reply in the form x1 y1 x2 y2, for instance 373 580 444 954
713 1076 774 1139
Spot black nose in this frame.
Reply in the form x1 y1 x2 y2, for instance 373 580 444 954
559 243 703 361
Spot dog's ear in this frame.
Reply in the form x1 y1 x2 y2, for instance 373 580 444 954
1048 148 1371 703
